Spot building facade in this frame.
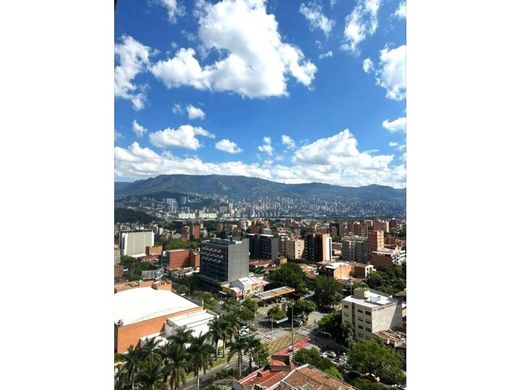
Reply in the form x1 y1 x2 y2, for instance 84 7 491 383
304 233 332 262
120 230 154 257
286 239 304 260
342 235 368 263
248 233 279 261
342 287 403 340
367 230 385 261
199 238 249 285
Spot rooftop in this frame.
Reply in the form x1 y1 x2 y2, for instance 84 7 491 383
114 287 199 326
342 288 398 309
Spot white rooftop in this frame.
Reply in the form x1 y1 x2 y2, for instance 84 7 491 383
167 311 215 338
114 288 199 326
342 289 397 309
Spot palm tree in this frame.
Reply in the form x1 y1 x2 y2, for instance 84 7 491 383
167 326 193 346
116 345 142 390
222 314 240 352
243 336 261 371
160 342 190 390
140 337 161 359
135 354 166 390
208 317 226 359
187 333 214 390
227 337 249 378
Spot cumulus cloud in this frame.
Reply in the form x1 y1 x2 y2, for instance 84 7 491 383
149 124 215 149
342 0 381 53
375 45 406 100
215 139 243 154
382 116 406 133
319 51 333 60
258 136 274 156
281 134 296 150
156 0 185 23
150 0 317 98
394 1 406 19
299 2 335 36
115 128 406 188
389 141 398 147
362 58 374 73
132 120 148 137
114 35 152 110
186 104 206 120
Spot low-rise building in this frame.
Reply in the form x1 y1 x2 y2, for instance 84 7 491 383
318 261 352 280
114 286 214 353
342 287 403 340
352 263 375 279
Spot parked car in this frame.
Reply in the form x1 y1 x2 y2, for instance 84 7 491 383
325 351 337 358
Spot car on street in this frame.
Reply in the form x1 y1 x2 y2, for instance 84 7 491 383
325 351 337 358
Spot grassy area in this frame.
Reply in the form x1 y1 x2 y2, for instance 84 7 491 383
185 356 230 380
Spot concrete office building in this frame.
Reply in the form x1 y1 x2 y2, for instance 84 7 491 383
304 233 332 262
287 239 305 260
342 235 369 263
199 238 249 286
278 233 288 257
120 230 154 257
342 287 403 340
248 233 279 261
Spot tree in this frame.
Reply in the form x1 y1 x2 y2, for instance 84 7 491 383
173 284 189 296
208 317 227 359
160 342 190 390
365 264 406 295
324 366 344 381
116 345 142 390
292 347 334 371
167 326 193 346
241 297 259 317
227 337 249 378
187 334 214 390
349 339 406 385
267 304 286 322
350 378 387 390
268 262 307 293
221 313 241 355
314 275 343 309
290 299 316 319
318 311 353 350
250 342 269 369
135 354 166 390
243 336 261 371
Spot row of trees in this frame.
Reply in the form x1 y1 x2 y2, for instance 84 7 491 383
365 263 406 295
115 298 267 390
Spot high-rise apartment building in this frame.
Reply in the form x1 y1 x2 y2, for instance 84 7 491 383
248 234 279 261
304 233 332 262
342 235 369 263
368 230 385 261
342 288 403 340
120 230 154 257
278 233 288 257
191 223 201 240
286 239 305 260
199 238 249 285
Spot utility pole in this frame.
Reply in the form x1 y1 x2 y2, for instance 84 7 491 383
291 302 294 354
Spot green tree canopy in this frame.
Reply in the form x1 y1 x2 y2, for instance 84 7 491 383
349 339 406 385
365 264 406 295
318 311 353 350
268 262 307 293
292 347 334 371
290 299 316 318
314 275 343 309
267 304 286 321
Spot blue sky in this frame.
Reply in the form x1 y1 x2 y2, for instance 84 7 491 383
115 0 406 188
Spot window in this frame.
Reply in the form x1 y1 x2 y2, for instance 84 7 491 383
358 325 363 329
366 327 371 331
357 309 363 314
365 311 371 316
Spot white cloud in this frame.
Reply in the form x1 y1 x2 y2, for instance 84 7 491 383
215 139 243 154
258 136 273 156
281 134 296 149
299 2 335 36
382 116 406 133
114 35 152 110
172 103 183 114
362 58 374 73
394 1 406 19
132 120 148 137
149 124 215 150
157 0 185 23
186 104 206 120
375 44 406 100
115 130 125 140
389 141 398 147
342 0 381 53
319 51 333 60
115 128 405 188
150 0 317 98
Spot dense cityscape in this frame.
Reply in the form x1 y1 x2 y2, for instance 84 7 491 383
114 189 407 390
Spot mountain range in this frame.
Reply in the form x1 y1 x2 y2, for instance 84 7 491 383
115 174 405 204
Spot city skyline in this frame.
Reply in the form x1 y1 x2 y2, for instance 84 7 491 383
115 0 406 188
